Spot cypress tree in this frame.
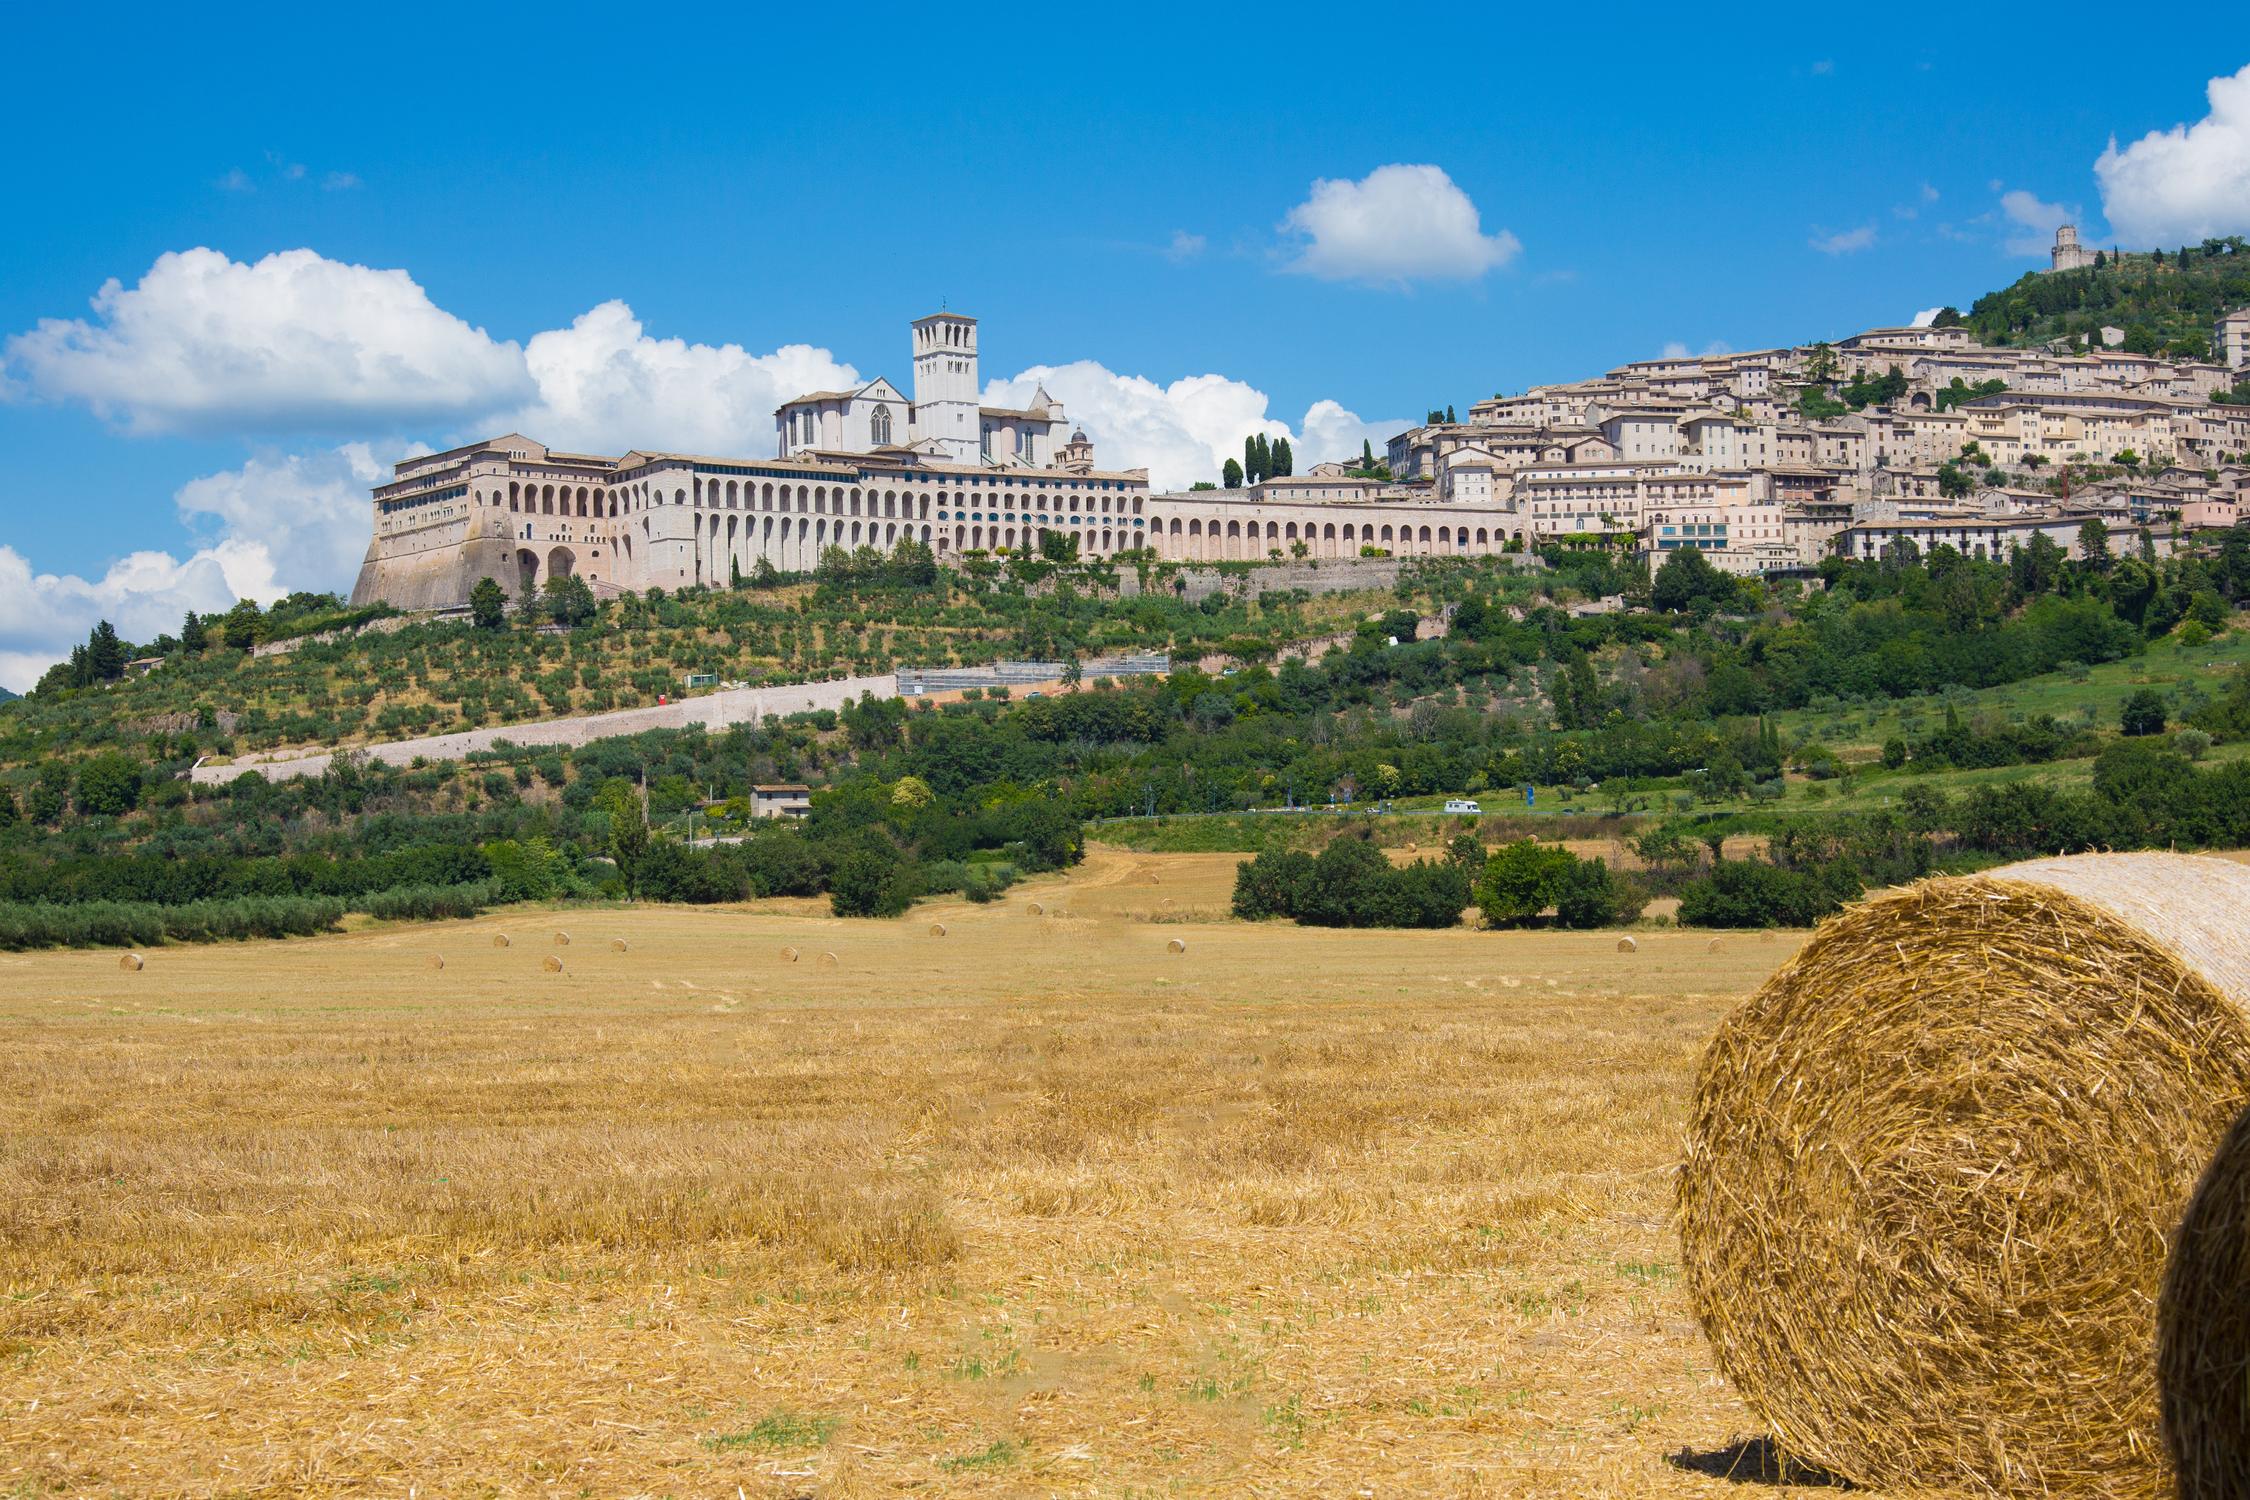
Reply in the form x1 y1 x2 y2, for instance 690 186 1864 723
1244 434 1260 485
88 621 126 681
179 611 207 653
1272 436 1293 477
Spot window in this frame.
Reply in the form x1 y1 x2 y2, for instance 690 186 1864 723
871 404 893 445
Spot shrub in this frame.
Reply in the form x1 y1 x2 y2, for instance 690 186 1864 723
1473 840 1577 927
1676 861 1836 928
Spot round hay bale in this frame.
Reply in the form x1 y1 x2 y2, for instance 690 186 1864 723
492 933 511 949
1026 902 1044 916
1705 936 1724 953
929 923 947 937
1678 852 2250 1496
1616 935 1638 953
609 938 628 953
552 931 571 947
426 954 446 972
540 955 564 974
118 952 144 972
2165 1102 2250 1496
817 951 839 968
1167 937 1187 954
780 945 799 962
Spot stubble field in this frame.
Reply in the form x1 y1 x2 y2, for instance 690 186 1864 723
0 848 1859 1497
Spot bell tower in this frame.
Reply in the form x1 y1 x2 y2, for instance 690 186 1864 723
910 312 980 462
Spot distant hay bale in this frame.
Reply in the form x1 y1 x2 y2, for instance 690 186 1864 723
492 934 511 949
609 938 628 953
1705 936 1724 953
929 923 947 937
552 931 570 947
2165 1102 2250 1497
1678 853 2250 1496
1616 935 1638 953
780 946 799 963
118 952 144 972
1026 902 1044 916
425 954 445 971
540 956 564 974
817 951 839 968
1167 938 1187 954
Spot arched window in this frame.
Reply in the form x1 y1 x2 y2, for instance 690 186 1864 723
871 404 893 445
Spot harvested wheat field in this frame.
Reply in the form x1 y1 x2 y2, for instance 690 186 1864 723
0 846 1850 1496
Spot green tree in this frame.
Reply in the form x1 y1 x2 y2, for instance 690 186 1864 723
1553 857 1630 928
74 753 141 817
179 611 208 654
1271 435 1293 476
221 599 264 650
1222 457 1244 489
542 573 597 626
2077 518 2111 573
468 576 508 630
86 621 126 681
1651 547 1735 613
2119 688 2168 737
1474 840 1577 927
597 779 649 895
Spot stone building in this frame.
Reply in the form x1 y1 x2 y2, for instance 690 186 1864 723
2049 225 2094 273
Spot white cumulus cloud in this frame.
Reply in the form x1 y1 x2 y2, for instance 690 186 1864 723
1999 188 2076 256
506 300 861 456
1280 164 1520 286
0 545 244 693
1910 307 1945 328
2095 64 2250 244
3 247 534 435
984 363 1405 492
173 443 388 603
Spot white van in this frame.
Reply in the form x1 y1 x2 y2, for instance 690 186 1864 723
1443 798 1481 815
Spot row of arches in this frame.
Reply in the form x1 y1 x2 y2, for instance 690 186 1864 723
489 475 1148 524
1149 515 1523 562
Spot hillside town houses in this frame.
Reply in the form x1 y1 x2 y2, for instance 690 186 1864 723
354 284 2250 614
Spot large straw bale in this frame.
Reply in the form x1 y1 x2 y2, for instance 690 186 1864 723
929 923 947 937
541 956 564 974
1678 852 2250 1497
491 934 511 949
426 954 445 972
1167 938 1187 954
1616 935 1638 953
2163 1101 2250 1497
118 952 144 972
610 938 628 953
780 946 799 962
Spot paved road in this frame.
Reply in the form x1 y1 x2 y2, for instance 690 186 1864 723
189 672 895 786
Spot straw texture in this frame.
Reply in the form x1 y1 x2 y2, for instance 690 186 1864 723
1678 852 2250 1497
2162 1100 2250 1498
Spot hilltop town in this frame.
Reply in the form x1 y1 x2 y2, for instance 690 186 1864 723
348 227 2250 616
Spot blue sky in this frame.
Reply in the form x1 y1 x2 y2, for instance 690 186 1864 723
1 4 2245 687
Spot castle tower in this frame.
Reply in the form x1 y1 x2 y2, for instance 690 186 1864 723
910 312 980 462
2050 225 2093 273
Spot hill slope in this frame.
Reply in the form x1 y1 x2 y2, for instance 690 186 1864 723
1964 240 2250 357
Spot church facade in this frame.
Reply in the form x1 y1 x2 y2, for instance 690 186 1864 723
349 313 1147 611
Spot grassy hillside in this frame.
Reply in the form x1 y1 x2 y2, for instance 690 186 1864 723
1964 239 2250 359
0 566 1416 774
